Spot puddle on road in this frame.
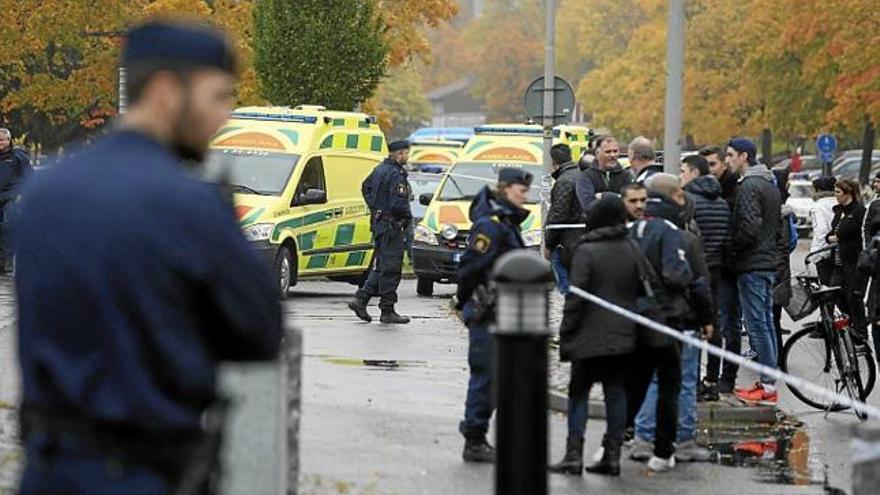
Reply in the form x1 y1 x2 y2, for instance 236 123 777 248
312 355 428 371
703 421 833 489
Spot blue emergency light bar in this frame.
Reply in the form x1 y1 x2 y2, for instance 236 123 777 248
474 126 561 137
231 112 319 124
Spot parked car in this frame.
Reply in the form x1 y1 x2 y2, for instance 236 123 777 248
786 179 814 235
807 154 880 180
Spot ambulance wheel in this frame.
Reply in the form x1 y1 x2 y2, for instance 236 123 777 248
274 246 294 299
416 277 434 297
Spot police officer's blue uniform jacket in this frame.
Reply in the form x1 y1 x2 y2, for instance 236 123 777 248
0 146 32 205
13 130 283 434
362 156 413 230
456 186 528 305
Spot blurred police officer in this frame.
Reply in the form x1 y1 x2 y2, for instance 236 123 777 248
14 21 282 494
0 127 32 272
456 167 532 463
349 140 413 324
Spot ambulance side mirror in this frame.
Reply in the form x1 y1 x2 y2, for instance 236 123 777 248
419 193 433 206
299 188 327 205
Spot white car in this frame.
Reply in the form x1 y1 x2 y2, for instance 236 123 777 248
787 180 814 234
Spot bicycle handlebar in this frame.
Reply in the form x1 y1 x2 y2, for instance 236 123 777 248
805 245 835 265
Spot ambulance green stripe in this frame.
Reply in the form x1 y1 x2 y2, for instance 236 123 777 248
334 224 355 246
307 255 328 269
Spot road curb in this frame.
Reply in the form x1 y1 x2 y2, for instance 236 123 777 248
549 391 780 424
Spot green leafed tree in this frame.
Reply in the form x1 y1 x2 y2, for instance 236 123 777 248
253 0 389 110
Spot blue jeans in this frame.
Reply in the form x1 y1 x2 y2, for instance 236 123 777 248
550 248 570 295
737 271 777 385
459 301 496 438
634 333 700 442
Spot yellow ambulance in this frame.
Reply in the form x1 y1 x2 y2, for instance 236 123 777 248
411 123 590 296
408 139 463 171
204 105 387 298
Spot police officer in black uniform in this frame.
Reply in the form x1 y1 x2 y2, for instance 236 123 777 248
0 127 32 271
456 167 532 463
13 21 282 494
349 140 413 324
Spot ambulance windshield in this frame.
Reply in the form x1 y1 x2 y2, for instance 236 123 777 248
203 149 300 196
437 162 542 203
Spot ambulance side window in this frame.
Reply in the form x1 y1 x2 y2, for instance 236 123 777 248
293 157 326 206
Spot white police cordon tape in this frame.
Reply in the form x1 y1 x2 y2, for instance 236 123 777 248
545 224 587 230
567 285 880 420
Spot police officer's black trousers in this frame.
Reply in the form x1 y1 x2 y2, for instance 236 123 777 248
357 223 406 309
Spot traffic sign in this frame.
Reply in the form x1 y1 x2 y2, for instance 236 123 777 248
523 76 575 125
817 134 838 154
820 150 835 164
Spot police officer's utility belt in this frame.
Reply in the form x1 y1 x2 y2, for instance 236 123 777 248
21 401 227 491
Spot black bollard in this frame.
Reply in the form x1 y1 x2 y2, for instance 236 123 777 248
490 250 554 495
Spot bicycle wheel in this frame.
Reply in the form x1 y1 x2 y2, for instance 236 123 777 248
782 326 847 411
832 333 866 419
838 332 875 419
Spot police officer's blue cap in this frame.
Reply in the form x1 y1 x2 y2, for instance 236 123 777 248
122 21 237 73
498 168 533 187
388 140 410 152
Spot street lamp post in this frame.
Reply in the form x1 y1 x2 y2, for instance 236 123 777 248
663 0 685 173
491 250 554 495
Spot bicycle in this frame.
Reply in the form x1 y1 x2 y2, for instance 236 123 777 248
780 246 876 420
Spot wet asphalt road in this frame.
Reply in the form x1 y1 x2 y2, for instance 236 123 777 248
0 244 871 493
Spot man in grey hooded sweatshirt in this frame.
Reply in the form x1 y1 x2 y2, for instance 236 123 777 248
725 138 782 407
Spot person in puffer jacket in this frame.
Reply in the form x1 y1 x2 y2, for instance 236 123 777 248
681 154 730 401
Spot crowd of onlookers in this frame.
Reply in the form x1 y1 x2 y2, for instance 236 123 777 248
543 135 879 475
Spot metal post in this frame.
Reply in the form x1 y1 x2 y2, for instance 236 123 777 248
118 66 128 115
663 0 685 174
490 251 554 495
541 0 556 235
859 122 876 186
761 128 772 166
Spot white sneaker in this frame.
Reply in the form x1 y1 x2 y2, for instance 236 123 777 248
629 438 653 461
674 440 712 462
591 447 604 463
647 455 676 472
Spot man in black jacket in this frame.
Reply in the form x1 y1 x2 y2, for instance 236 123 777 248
577 135 632 211
726 138 782 406
700 146 738 208
681 154 731 400
545 143 583 294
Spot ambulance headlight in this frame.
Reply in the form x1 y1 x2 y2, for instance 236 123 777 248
414 225 438 245
521 229 543 247
243 223 274 242
440 224 458 241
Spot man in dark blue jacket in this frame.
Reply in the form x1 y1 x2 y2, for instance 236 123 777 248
0 127 32 271
14 21 282 494
626 175 693 473
456 168 530 463
349 140 413 324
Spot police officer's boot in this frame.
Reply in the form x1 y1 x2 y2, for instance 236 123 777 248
548 436 584 475
584 435 621 476
463 436 496 463
348 296 372 323
379 307 410 324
